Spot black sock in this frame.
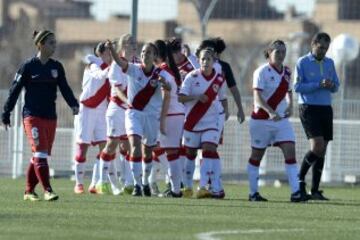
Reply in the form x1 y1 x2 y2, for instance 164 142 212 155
311 157 325 193
299 151 320 181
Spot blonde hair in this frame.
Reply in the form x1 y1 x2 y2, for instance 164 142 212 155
117 34 133 52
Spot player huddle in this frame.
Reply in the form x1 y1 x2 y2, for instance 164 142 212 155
73 35 241 199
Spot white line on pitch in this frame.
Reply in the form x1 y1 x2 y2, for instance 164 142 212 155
195 228 305 240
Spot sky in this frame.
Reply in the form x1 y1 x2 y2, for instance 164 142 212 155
90 0 315 21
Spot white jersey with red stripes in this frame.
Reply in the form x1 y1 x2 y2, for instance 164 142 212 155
125 63 162 115
79 55 109 109
177 56 196 81
252 63 292 119
179 69 227 131
159 63 184 115
108 61 128 109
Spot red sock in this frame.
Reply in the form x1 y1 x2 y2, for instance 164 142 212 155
33 157 52 192
25 159 39 193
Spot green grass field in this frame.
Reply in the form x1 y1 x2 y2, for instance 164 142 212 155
0 178 360 240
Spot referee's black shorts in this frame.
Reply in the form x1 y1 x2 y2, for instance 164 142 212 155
299 104 333 141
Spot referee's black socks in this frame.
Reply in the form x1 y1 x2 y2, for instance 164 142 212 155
311 156 325 193
299 151 322 181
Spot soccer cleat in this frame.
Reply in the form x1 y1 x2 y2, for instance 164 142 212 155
290 190 306 202
299 181 311 201
142 184 151 197
181 188 193 198
44 191 59 201
161 190 183 198
24 192 41 201
211 189 225 199
150 182 160 196
95 183 111 195
120 185 134 195
248 192 268 202
112 187 121 196
88 185 97 194
74 184 84 194
132 185 142 197
196 187 212 199
310 190 329 201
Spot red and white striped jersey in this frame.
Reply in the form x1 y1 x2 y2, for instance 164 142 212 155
125 63 162 115
79 55 109 109
179 69 226 131
108 61 127 109
159 63 184 115
252 63 292 119
177 56 196 81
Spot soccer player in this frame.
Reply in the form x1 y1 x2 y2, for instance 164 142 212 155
168 38 198 191
107 40 170 197
154 39 184 197
247 40 301 202
179 48 228 199
96 34 137 195
294 32 340 201
1 29 79 201
73 42 111 194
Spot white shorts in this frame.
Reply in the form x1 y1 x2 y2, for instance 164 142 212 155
159 114 184 149
182 129 220 149
216 112 226 143
249 118 295 149
125 109 159 147
74 104 107 145
106 101 127 139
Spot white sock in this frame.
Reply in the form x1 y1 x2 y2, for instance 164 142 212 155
184 158 195 189
99 159 110 184
90 159 100 186
247 163 259 195
179 155 186 183
118 154 126 185
124 158 134 187
74 162 85 185
212 159 222 192
108 160 119 190
149 161 160 185
168 158 182 193
199 159 212 188
285 163 299 193
142 162 152 185
130 161 142 186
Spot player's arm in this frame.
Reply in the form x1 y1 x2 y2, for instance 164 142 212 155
57 63 79 115
254 89 280 121
284 90 293 118
105 40 128 72
114 86 128 103
178 74 208 103
1 64 27 130
160 88 170 135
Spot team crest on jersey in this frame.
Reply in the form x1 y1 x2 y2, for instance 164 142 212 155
150 79 158 87
212 84 219 93
51 69 58 78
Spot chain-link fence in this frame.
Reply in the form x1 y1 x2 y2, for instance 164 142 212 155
1 0 360 183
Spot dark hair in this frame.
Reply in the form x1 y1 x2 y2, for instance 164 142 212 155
199 47 216 59
33 30 54 45
211 37 226 54
311 32 331 45
94 42 106 57
195 39 216 58
263 39 286 59
143 42 158 57
168 37 182 53
154 39 181 86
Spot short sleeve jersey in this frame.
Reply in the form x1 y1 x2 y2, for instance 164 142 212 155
252 63 291 119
